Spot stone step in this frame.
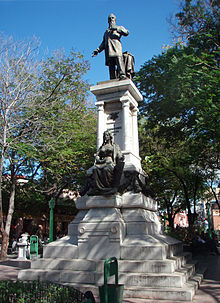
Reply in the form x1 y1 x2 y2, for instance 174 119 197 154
31 259 96 271
120 243 182 260
118 255 196 274
43 242 183 261
42 235 78 259
120 245 167 260
0 259 31 269
30 256 195 274
118 259 176 274
170 251 192 268
59 277 200 301
121 234 183 257
116 283 198 301
113 270 193 288
18 262 205 301
175 263 196 281
32 258 177 273
60 268 204 301
19 266 193 288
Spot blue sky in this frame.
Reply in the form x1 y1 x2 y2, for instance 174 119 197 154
0 0 180 86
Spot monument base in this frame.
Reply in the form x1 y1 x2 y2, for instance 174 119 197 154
18 193 203 301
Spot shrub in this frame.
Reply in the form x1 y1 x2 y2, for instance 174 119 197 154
0 280 86 303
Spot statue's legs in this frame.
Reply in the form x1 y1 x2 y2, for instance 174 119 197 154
109 56 126 80
116 56 126 79
109 62 117 79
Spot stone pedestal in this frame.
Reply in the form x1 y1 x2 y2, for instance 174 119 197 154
66 192 160 261
17 234 29 260
91 79 142 170
18 80 203 301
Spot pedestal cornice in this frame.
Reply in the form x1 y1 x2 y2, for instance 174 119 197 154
90 79 143 103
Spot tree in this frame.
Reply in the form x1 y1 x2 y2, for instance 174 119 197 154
173 0 220 208
139 120 207 228
172 0 219 41
25 51 97 204
146 167 184 230
0 34 43 258
135 0 219 225
0 33 95 258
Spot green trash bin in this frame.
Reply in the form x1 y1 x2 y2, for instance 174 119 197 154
30 235 38 259
99 257 124 303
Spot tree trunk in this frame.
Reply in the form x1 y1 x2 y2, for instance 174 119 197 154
0 124 7 239
0 143 6 258
210 185 220 209
167 205 175 230
0 230 9 260
187 204 193 228
165 195 177 231
0 171 16 259
169 216 175 229
177 176 194 228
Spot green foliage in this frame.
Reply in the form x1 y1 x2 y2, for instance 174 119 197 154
165 226 197 244
138 118 207 227
136 43 219 148
174 0 219 40
28 50 97 195
1 42 97 216
0 34 97 257
0 280 86 303
135 0 220 225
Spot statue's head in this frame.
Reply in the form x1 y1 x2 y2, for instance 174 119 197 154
108 13 116 25
103 130 113 143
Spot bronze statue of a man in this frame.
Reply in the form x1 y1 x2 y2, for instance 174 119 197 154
92 14 129 80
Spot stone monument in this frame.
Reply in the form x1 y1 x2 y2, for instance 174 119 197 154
19 16 203 301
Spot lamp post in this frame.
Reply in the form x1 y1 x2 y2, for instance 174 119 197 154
49 198 55 243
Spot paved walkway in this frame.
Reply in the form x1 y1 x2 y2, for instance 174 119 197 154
0 254 219 302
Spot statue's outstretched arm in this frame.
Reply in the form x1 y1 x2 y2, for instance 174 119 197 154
92 36 105 57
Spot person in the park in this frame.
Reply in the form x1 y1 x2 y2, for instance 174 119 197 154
92 13 129 80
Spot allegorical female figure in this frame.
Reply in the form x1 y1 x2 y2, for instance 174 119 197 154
85 130 124 195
